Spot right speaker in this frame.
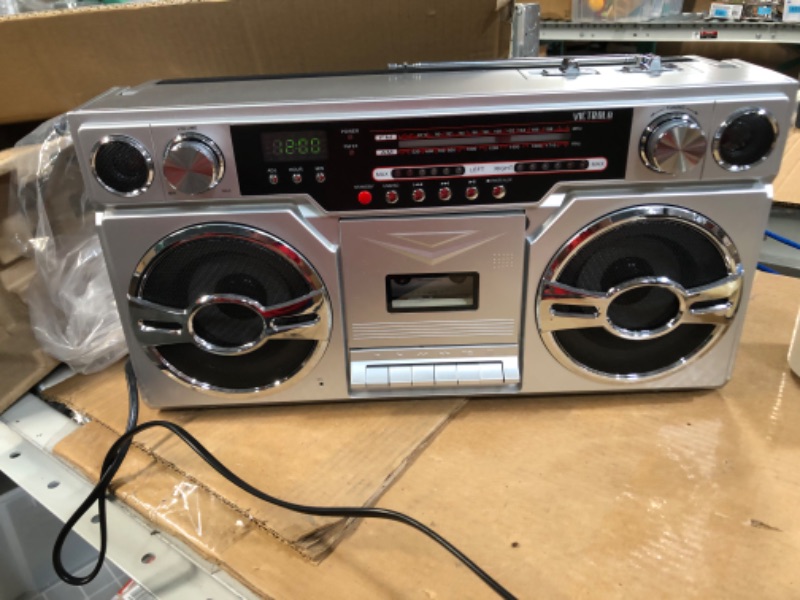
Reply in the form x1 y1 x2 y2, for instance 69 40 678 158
537 205 742 381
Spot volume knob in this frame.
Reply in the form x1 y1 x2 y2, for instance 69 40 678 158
163 133 224 195
641 114 707 175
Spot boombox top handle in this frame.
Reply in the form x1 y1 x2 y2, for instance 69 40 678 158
156 54 691 86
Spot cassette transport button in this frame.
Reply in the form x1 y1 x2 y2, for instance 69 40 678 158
411 365 435 386
456 363 482 384
479 362 505 384
365 366 389 387
389 365 413 387
434 364 458 385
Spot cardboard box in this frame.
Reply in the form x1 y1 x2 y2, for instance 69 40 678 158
773 127 800 206
684 0 714 12
708 2 744 19
784 0 800 21
0 0 512 125
523 0 572 20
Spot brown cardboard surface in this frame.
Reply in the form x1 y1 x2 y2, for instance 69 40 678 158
50 272 800 599
774 127 800 206
49 366 466 561
0 0 511 125
521 0 572 20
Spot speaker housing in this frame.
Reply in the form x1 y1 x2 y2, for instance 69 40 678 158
521 185 770 395
99 207 349 407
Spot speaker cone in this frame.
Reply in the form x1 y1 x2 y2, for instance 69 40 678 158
127 224 330 394
537 206 743 380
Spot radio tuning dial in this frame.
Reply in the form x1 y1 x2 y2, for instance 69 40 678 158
163 133 225 195
641 113 707 175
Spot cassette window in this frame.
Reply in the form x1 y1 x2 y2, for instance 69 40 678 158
386 272 479 313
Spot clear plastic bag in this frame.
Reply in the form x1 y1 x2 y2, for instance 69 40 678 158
9 116 127 373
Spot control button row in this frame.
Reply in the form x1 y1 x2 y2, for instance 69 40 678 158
391 166 466 178
513 160 589 173
269 171 326 185
267 172 327 185
364 362 505 389
377 185 506 205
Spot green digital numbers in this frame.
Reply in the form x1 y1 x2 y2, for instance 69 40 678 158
265 132 326 161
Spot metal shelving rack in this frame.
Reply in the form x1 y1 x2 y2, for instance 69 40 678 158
0 392 256 600
541 19 800 44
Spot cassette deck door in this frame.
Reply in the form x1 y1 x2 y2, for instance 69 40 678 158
340 213 526 351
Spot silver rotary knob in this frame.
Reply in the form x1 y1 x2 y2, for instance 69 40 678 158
163 133 224 194
641 113 707 175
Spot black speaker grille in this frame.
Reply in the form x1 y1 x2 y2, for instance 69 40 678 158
139 234 316 391
559 220 728 291
551 218 728 376
556 326 716 377
93 140 150 194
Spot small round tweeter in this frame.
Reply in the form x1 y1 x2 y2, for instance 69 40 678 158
713 108 778 171
91 135 154 196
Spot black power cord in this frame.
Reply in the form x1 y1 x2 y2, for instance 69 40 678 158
53 360 518 599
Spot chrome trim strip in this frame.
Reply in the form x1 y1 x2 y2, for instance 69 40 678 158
540 272 743 340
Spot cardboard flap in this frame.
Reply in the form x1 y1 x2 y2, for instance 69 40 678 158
49 365 465 561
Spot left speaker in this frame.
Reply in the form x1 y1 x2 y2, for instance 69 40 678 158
127 223 331 395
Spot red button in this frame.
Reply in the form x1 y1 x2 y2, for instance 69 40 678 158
357 190 373 205
438 187 452 201
412 188 426 203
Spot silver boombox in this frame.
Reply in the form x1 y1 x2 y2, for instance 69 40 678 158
69 55 797 408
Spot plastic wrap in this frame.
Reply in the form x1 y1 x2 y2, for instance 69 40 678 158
9 116 127 373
